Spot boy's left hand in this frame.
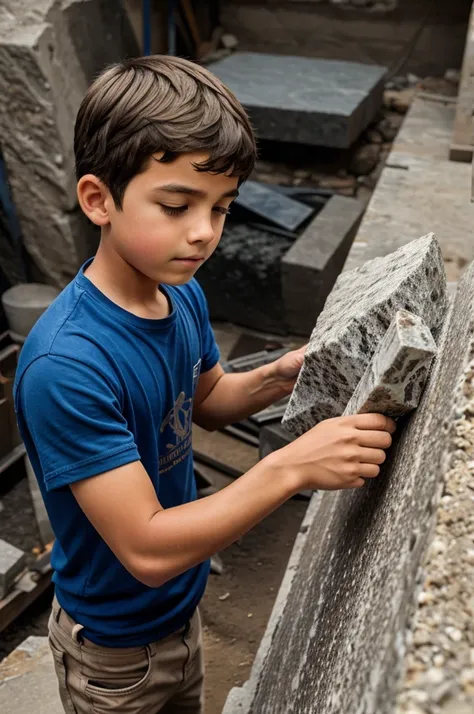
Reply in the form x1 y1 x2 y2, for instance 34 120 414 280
270 344 307 394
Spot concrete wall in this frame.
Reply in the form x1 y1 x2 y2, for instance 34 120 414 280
220 0 472 76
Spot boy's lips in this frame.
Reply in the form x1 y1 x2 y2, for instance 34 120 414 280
173 256 205 263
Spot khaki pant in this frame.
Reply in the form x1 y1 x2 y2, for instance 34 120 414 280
48 596 204 713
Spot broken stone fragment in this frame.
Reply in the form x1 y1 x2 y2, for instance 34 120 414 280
343 310 437 417
282 233 447 436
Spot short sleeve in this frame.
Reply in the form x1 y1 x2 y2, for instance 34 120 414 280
16 355 140 491
190 280 220 373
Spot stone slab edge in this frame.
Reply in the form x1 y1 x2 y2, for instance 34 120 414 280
223 263 474 712
222 492 322 714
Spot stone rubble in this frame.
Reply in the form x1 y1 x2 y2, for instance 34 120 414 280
396 355 474 714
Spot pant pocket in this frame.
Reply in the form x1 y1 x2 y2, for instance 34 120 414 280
84 646 152 698
48 636 78 714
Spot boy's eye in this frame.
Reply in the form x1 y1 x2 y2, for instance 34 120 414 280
159 204 188 216
213 207 231 216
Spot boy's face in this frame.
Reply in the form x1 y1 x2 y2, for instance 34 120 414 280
104 151 239 285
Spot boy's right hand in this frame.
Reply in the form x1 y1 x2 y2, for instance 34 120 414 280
273 413 396 492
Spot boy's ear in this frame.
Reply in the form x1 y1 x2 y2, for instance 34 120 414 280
77 174 112 226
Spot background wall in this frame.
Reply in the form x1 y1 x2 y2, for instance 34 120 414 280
220 0 472 77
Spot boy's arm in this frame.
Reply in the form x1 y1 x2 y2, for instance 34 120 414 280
193 345 307 431
71 412 395 588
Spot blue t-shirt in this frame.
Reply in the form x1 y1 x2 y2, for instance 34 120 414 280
14 261 220 646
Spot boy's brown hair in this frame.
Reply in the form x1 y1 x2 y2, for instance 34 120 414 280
74 55 257 207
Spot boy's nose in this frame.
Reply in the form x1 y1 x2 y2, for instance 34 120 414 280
187 217 215 245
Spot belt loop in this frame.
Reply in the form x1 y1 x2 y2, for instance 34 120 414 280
72 623 85 643
148 642 157 657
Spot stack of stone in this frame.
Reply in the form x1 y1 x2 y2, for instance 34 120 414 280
0 0 138 288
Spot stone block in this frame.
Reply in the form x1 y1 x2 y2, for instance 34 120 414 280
233 180 314 232
0 0 136 286
223 244 474 714
343 310 437 417
197 223 294 334
0 539 26 599
259 422 295 461
281 195 365 336
208 52 387 148
282 233 447 436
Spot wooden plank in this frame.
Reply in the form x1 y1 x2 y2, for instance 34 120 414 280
450 1 474 162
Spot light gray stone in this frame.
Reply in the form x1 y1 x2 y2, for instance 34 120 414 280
282 233 447 437
0 0 136 286
208 52 386 148
0 636 62 714
223 249 474 714
281 195 364 336
343 310 437 417
0 539 26 599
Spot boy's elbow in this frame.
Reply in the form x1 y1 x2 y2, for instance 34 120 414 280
127 555 171 589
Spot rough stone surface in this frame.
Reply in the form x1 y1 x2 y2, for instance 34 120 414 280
343 310 437 417
208 52 387 148
223 255 474 714
0 0 136 286
281 195 364 336
0 636 62 714
395 339 474 712
0 539 26 599
283 233 448 437
197 223 294 335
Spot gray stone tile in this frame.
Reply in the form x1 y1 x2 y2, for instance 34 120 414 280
234 181 314 232
281 195 365 336
208 52 387 147
282 233 448 436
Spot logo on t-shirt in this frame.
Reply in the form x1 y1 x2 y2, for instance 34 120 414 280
158 359 201 475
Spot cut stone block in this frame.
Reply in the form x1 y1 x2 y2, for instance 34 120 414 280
223 245 474 714
233 181 314 232
449 1 474 162
259 423 295 461
208 52 387 148
197 223 294 334
343 310 437 417
0 0 136 286
0 539 26 599
281 195 365 336
282 233 448 437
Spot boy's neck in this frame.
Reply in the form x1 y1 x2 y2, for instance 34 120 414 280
84 240 171 320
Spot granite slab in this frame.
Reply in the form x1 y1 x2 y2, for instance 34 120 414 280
208 52 387 148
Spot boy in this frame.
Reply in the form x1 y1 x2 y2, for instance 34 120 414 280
14 55 394 714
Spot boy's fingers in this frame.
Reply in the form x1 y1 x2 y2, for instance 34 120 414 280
351 413 396 434
358 447 387 465
357 430 393 450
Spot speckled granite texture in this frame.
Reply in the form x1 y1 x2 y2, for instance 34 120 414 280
343 310 437 417
282 233 448 436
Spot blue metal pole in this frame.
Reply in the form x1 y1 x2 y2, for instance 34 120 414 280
168 0 177 56
143 0 151 55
